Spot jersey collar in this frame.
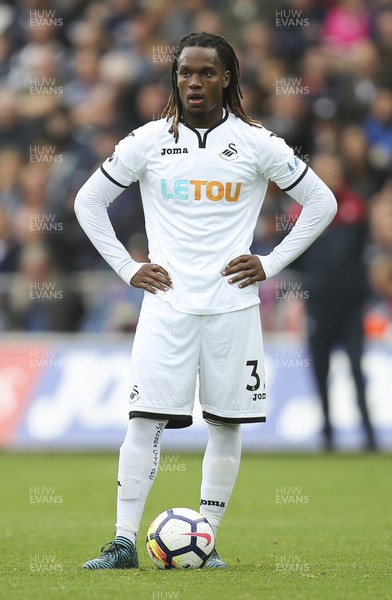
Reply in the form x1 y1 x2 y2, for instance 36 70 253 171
180 109 229 148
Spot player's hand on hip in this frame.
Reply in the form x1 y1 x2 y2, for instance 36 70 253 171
221 255 266 288
130 264 172 294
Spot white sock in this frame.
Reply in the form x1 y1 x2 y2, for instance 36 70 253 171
199 421 241 540
115 417 167 544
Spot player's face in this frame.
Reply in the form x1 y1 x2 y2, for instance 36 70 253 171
176 46 230 129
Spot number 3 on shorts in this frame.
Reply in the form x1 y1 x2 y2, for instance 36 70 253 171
246 360 260 391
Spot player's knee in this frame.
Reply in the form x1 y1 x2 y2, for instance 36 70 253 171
124 417 168 446
206 419 240 438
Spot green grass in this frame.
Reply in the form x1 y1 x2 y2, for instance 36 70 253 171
1 452 391 600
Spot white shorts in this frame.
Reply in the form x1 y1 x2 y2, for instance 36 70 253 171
128 294 266 428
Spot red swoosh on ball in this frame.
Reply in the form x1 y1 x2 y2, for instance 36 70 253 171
181 532 212 545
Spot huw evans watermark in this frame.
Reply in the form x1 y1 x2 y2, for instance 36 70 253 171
29 349 63 368
29 486 63 505
275 417 312 440
275 485 310 504
151 592 180 600
30 78 63 95
30 145 63 164
152 45 177 63
276 77 309 95
29 282 63 301
159 455 186 473
30 213 63 233
276 281 309 300
275 213 298 233
275 349 310 368
276 554 310 573
30 554 63 573
29 10 63 28
291 146 310 163
275 10 310 28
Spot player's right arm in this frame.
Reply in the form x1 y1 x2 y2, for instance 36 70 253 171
74 131 171 293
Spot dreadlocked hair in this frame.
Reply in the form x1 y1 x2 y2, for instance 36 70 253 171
162 31 261 142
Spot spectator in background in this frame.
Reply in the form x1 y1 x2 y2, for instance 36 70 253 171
0 146 23 215
273 0 324 67
192 8 223 35
239 20 276 74
9 241 84 331
365 178 392 337
366 252 392 340
133 82 170 125
373 6 392 88
40 105 99 270
363 88 392 180
322 0 372 54
368 181 392 252
334 40 380 123
290 153 377 450
63 48 102 110
339 124 382 198
0 89 27 150
0 205 20 275
263 93 313 159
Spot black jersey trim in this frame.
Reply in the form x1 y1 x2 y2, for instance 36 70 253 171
281 165 309 192
129 410 193 429
203 410 266 424
180 109 229 148
100 166 128 188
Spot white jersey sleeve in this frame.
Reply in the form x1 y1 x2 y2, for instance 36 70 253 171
100 126 150 187
74 124 155 285
257 167 337 278
258 132 309 192
254 132 337 279
74 167 146 285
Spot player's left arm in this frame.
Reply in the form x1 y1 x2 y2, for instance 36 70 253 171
222 167 337 287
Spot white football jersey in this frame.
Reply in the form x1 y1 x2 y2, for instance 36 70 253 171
100 111 308 315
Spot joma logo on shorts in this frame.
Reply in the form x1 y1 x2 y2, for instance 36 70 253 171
161 178 241 202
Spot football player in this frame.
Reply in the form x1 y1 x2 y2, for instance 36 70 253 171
75 32 337 569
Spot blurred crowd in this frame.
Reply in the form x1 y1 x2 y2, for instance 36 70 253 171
0 0 392 336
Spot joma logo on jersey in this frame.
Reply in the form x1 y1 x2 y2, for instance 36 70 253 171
161 147 188 155
161 179 241 202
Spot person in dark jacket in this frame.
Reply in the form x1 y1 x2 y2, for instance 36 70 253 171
289 153 376 451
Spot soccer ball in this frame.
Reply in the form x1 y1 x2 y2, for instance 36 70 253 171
146 507 215 569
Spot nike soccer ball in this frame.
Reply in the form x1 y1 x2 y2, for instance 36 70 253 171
146 507 215 569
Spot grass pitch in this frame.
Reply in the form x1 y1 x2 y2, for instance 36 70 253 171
1 451 391 600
